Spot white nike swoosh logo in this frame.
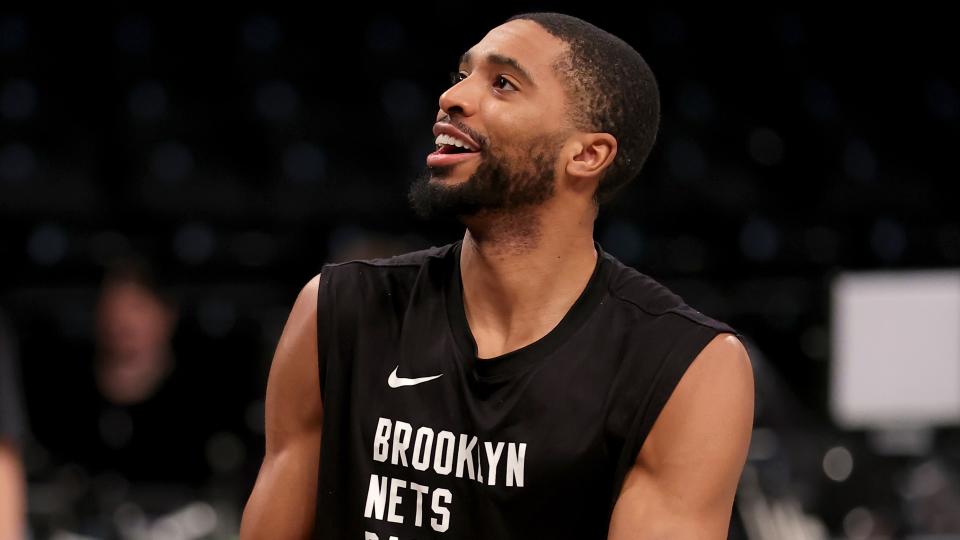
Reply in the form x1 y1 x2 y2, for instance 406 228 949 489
387 366 443 388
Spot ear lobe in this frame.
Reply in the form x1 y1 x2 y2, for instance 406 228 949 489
566 133 617 179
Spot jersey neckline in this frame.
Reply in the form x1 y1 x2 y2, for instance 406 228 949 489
444 238 610 381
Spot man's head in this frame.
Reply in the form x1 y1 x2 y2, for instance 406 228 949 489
408 13 660 222
96 256 177 365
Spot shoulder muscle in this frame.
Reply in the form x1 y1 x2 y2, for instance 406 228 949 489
609 333 755 539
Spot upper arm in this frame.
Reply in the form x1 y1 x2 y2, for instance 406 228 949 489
608 333 755 540
262 273 324 453
241 273 325 540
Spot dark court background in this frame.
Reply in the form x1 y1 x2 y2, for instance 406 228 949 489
1 4 958 539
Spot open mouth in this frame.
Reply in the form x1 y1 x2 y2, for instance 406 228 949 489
437 144 476 155
426 129 482 168
427 142 481 168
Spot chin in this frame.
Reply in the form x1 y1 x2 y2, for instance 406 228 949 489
430 169 469 184
434 158 481 176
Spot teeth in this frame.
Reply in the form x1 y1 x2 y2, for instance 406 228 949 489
434 133 474 150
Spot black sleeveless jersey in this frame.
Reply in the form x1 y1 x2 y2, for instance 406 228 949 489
314 239 739 540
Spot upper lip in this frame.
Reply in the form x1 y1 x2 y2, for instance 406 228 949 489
432 123 481 151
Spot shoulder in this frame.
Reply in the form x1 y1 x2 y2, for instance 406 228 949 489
610 332 755 536
283 273 324 352
598 249 738 336
639 331 754 472
601 254 688 316
315 242 455 295
322 242 456 274
313 241 459 330
318 241 458 297
684 333 754 400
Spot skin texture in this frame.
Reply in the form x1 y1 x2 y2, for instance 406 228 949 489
241 18 754 539
0 440 26 540
607 334 754 539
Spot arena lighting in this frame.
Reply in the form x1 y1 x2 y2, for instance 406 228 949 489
128 81 167 120
843 138 877 181
665 137 706 180
0 16 27 52
1 79 37 119
283 142 327 183
925 78 959 121
739 217 780 262
151 141 194 183
255 80 299 121
381 79 426 124
0 142 36 183
115 15 153 55
747 127 784 166
242 15 281 53
365 16 405 53
676 81 715 122
173 222 215 265
27 223 68 266
830 269 960 453
803 79 839 121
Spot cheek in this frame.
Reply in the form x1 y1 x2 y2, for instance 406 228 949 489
485 124 540 159
483 98 548 136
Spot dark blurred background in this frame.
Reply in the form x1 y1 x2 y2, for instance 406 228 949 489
1 4 958 539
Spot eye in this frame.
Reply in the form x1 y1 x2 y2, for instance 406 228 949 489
494 75 517 92
449 71 467 85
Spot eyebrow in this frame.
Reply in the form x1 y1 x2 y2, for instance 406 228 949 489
459 51 537 87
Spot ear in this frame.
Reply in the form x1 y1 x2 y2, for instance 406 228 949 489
565 132 617 180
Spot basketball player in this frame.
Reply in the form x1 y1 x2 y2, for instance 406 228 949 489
241 12 754 539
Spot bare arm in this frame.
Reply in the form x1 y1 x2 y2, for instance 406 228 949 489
240 274 324 540
0 440 26 540
608 333 755 540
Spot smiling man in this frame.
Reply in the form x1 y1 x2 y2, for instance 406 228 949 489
241 12 754 540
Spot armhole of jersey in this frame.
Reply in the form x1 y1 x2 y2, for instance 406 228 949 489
316 265 335 405
609 320 738 509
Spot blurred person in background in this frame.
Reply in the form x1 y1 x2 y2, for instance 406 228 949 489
95 257 180 408
19 252 263 536
0 311 28 540
27 257 235 508
81 256 215 485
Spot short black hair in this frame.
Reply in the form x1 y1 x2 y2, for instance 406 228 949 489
505 12 661 204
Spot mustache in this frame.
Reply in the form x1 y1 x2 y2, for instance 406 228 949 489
437 115 488 149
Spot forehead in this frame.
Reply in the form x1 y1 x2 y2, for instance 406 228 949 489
461 20 567 82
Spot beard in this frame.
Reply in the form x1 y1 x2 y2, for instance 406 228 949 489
407 135 561 221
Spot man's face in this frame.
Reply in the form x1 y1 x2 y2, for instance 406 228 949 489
96 281 174 363
408 20 573 220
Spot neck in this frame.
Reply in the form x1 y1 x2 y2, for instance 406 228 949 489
458 202 598 358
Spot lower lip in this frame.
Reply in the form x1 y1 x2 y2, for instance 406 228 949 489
426 150 480 168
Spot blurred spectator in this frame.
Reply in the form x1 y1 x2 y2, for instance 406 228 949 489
94 258 179 407
18 254 264 536
0 310 27 540
85 256 216 486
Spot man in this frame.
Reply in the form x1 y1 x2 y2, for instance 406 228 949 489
241 12 754 539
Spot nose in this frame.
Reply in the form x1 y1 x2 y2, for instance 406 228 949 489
438 75 478 118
